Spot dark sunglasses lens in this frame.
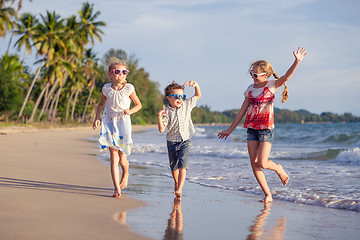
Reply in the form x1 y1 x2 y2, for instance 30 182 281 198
114 70 120 74
123 70 129 75
173 94 186 100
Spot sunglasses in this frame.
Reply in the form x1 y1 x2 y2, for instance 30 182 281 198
168 94 187 100
249 71 267 78
110 69 130 75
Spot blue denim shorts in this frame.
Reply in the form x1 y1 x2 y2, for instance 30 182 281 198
167 140 190 171
247 128 274 143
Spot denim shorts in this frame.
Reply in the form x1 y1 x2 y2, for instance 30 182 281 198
167 140 190 171
247 128 274 143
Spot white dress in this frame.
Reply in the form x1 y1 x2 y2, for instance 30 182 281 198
99 83 134 155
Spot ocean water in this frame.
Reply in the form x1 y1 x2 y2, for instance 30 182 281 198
99 122 360 212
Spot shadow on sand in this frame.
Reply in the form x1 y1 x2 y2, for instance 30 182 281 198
0 176 112 197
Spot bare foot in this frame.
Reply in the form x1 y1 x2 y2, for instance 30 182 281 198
260 195 273 203
120 174 129 189
277 164 289 186
113 191 121 198
173 191 182 199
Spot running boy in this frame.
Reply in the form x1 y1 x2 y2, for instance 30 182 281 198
158 81 201 199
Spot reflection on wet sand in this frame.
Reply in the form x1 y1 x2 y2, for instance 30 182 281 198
163 197 184 240
247 203 286 240
114 211 127 224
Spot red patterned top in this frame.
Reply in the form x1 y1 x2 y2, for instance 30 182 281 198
243 80 277 130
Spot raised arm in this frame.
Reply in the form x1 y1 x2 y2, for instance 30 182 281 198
218 97 250 140
158 105 167 133
275 47 307 88
184 81 201 100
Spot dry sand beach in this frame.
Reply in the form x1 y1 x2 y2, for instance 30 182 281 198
0 126 152 240
1 125 359 240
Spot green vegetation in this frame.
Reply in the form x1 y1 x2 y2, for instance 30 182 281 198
1 1 358 126
0 1 162 125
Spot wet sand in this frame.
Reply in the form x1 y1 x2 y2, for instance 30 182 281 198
118 162 360 240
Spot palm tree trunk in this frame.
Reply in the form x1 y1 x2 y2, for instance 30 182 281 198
29 82 49 123
52 72 70 121
90 105 96 123
47 94 56 120
65 90 75 123
81 82 94 123
18 59 45 118
38 78 60 121
50 87 60 122
71 89 80 122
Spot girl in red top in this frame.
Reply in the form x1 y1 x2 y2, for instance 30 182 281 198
218 47 307 202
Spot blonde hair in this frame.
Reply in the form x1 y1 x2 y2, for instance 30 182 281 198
106 57 128 72
249 60 288 103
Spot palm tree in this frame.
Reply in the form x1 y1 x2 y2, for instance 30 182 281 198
35 11 65 67
65 68 85 122
28 11 65 122
80 48 99 122
6 0 32 53
63 15 84 56
15 13 41 118
49 15 83 122
0 0 15 37
78 2 105 45
14 12 38 64
36 44 69 121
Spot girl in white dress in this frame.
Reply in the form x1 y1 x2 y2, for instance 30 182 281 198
93 58 142 198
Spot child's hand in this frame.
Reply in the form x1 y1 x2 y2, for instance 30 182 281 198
123 109 131 115
184 81 198 87
93 119 100 130
218 129 232 140
293 47 307 62
158 105 167 118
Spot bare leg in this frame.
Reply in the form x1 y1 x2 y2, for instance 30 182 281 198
118 151 129 189
109 147 121 197
248 140 273 202
171 170 179 194
257 142 289 186
175 168 186 199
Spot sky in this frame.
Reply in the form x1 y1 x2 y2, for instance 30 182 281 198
2 0 360 115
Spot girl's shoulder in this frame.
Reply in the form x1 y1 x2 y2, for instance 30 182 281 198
102 83 112 94
267 80 277 93
244 83 255 96
124 83 135 94
267 80 276 87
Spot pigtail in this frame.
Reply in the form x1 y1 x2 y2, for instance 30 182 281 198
252 60 289 103
273 72 288 103
281 84 288 103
